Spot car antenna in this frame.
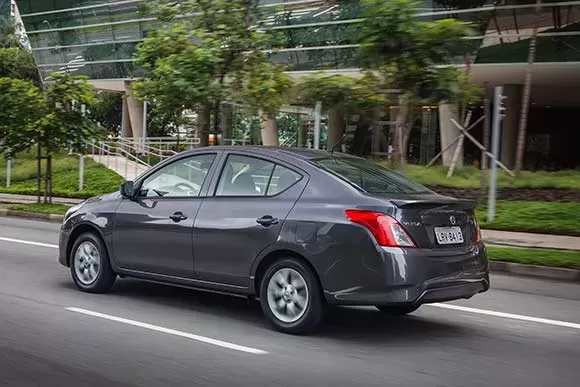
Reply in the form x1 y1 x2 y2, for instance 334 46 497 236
329 133 347 155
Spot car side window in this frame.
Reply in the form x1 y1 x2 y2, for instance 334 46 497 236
216 155 275 197
140 154 216 198
267 165 301 196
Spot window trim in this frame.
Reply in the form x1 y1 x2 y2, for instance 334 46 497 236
135 152 219 200
212 152 304 199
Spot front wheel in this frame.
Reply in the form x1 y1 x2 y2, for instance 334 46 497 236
70 232 116 293
259 258 326 334
375 305 420 316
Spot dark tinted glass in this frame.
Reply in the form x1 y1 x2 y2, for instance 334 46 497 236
314 157 431 194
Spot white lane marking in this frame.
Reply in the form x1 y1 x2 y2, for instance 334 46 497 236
428 303 580 330
0 236 58 249
65 307 268 355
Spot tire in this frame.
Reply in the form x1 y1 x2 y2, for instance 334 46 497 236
375 305 420 316
70 232 116 293
259 258 326 334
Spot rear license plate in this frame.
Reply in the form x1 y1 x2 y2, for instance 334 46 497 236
434 226 464 245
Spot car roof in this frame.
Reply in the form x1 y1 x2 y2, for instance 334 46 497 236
186 145 340 161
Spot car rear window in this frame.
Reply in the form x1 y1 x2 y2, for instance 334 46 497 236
314 157 431 194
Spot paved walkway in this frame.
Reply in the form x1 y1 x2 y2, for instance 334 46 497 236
482 230 580 251
0 193 578 250
89 154 148 181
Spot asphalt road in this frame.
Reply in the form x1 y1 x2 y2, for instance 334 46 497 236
0 216 579 387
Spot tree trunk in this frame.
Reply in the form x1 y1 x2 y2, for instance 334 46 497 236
213 100 221 146
47 155 52 204
327 107 345 151
197 105 211 147
260 112 279 146
394 95 409 170
514 0 542 175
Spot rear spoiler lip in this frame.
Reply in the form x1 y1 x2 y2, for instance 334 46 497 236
389 197 476 210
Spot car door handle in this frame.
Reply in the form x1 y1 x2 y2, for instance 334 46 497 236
169 211 188 222
256 215 279 227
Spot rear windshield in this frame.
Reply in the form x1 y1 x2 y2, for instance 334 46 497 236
314 157 431 194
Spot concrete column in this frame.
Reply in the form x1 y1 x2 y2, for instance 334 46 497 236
500 84 522 169
121 97 132 137
123 81 145 141
438 102 462 167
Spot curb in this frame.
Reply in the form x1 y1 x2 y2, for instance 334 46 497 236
0 211 578 283
0 209 64 223
489 261 580 282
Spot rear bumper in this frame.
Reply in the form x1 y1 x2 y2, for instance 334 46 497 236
323 243 490 306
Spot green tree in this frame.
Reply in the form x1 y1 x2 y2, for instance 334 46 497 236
0 17 40 84
133 0 287 146
241 62 293 145
0 73 104 202
89 90 123 136
295 72 383 150
34 74 104 202
359 0 477 168
0 77 44 157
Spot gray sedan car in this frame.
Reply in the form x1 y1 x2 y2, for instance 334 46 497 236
58 146 489 334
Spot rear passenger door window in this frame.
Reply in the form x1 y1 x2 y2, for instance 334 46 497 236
215 154 301 197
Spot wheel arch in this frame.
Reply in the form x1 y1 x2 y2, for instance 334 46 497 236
252 249 322 297
66 223 109 266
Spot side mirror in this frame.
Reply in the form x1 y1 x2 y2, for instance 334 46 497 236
120 181 136 199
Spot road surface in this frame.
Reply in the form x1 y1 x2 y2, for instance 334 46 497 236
0 216 579 387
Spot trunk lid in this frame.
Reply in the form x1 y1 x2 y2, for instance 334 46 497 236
374 193 478 249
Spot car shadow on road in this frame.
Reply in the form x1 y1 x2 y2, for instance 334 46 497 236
59 278 475 344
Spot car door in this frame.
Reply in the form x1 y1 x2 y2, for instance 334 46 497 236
113 152 220 278
193 152 307 287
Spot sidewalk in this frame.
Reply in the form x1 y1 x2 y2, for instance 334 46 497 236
1 193 579 250
482 230 580 251
0 193 83 205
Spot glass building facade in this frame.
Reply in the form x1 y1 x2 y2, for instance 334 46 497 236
13 0 580 168
15 0 580 81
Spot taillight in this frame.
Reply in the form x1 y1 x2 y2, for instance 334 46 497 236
345 210 416 248
474 217 482 243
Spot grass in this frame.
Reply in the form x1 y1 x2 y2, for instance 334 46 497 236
0 151 125 198
476 201 580 236
6 203 70 215
487 246 580 270
402 164 580 190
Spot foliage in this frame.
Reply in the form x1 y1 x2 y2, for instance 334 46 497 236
0 78 44 157
0 73 105 201
89 91 123 136
401 164 580 190
476 201 580 236
38 73 103 155
0 47 38 82
486 247 580 270
359 0 478 166
6 203 71 215
133 0 289 144
0 152 124 198
0 16 20 48
294 72 384 112
241 62 293 117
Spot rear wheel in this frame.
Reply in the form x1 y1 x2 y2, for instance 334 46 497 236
259 258 326 334
70 232 116 293
375 305 420 316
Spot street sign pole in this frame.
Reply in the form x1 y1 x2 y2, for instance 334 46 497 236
487 86 506 223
